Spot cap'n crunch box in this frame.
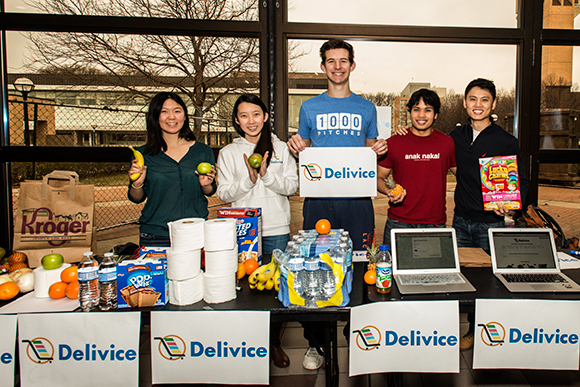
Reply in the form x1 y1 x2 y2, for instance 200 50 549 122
117 258 168 308
217 208 262 265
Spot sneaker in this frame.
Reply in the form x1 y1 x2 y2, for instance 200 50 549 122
302 347 324 370
460 332 474 351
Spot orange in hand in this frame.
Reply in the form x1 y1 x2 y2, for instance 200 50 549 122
363 270 376 285
315 219 331 235
65 281 79 299
243 259 259 275
48 281 68 299
0 282 19 301
60 265 78 283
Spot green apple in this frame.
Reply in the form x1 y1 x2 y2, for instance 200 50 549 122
41 253 64 270
197 162 212 175
248 153 263 169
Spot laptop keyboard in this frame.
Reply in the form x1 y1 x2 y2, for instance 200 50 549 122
503 273 568 283
399 273 466 285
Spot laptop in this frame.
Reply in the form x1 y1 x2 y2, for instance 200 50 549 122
391 228 476 294
488 228 580 292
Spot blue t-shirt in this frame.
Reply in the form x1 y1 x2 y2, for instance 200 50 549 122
297 92 378 147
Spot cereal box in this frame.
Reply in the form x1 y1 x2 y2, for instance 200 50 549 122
479 155 522 211
117 258 168 308
217 208 262 265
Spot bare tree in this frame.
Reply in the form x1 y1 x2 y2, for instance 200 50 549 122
359 91 399 107
23 0 269 136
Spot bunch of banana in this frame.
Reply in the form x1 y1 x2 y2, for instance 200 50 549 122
129 146 145 181
248 261 280 291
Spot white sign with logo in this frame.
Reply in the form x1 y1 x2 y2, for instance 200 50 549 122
18 312 140 387
299 147 377 198
0 315 17 387
349 301 459 375
473 299 580 370
376 106 392 140
151 310 270 385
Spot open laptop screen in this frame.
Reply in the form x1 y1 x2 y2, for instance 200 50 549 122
394 231 456 270
491 230 556 269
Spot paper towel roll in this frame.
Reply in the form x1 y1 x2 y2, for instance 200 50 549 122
167 249 201 280
168 218 205 252
203 272 237 304
204 248 238 276
204 218 237 252
33 263 71 298
169 274 204 306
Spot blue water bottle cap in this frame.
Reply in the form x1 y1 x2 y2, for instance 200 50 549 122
379 244 389 251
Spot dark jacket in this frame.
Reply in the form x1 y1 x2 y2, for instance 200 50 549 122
450 120 529 223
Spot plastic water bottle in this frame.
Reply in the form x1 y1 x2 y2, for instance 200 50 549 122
302 255 320 305
376 245 392 294
78 251 99 311
286 242 304 296
319 254 336 300
99 252 117 311
339 236 353 266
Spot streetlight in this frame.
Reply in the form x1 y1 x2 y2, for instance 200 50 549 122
13 77 35 146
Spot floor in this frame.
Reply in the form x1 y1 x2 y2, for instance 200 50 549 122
95 184 580 386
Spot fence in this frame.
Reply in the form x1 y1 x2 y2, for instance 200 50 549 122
8 99 231 234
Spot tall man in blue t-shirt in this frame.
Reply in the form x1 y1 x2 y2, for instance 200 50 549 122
287 39 387 370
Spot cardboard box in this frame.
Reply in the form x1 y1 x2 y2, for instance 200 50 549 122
217 208 262 265
117 259 168 308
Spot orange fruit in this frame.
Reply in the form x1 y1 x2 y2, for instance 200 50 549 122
8 252 27 265
363 270 376 285
236 263 246 280
65 281 79 299
0 282 19 301
243 259 259 275
315 219 331 235
48 281 68 299
60 265 78 283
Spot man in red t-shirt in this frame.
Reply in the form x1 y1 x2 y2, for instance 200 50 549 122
378 88 457 244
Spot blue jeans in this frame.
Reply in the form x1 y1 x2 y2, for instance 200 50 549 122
383 218 446 245
452 214 504 255
262 234 290 255
139 233 171 248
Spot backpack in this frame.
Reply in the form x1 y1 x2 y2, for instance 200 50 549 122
518 205 566 248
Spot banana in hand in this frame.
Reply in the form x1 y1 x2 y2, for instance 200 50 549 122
129 146 145 181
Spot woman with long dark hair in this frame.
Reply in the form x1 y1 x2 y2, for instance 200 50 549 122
216 93 298 367
128 92 216 247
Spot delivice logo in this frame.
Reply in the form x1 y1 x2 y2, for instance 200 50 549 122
21 337 137 364
301 163 375 182
155 334 268 360
352 326 457 350
477 321 579 347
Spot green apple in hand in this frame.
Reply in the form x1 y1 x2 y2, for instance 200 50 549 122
248 153 263 169
41 253 64 270
197 162 212 174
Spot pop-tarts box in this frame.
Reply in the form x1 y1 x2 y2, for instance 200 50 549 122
217 207 262 265
117 258 168 308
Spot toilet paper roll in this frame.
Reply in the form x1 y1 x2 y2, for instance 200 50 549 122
33 263 71 298
167 249 201 280
168 218 205 252
204 248 238 276
204 218 237 252
169 274 204 306
203 272 237 304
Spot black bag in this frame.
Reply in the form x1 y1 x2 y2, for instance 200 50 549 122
517 205 566 248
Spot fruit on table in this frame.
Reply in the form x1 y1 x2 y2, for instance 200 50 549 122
65 281 79 299
41 253 64 270
248 260 279 291
248 153 263 169
315 219 331 235
197 162 212 175
363 270 376 285
236 262 246 280
8 252 27 265
60 265 78 283
48 281 68 299
243 258 259 275
0 282 19 301
0 247 5 260
8 263 29 273
129 145 145 181
385 175 404 197
0 274 14 285
9 267 33 281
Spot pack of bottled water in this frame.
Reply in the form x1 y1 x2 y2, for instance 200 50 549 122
274 229 353 308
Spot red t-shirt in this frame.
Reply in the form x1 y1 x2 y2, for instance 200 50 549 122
378 129 456 225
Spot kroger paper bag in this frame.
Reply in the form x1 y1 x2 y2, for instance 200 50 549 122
13 170 95 267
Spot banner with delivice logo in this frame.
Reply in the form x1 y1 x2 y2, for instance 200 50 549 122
473 299 580 370
0 315 17 387
349 301 459 375
151 310 269 385
299 147 377 198
18 312 140 387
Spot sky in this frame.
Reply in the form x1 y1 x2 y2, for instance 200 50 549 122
4 0 580 95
